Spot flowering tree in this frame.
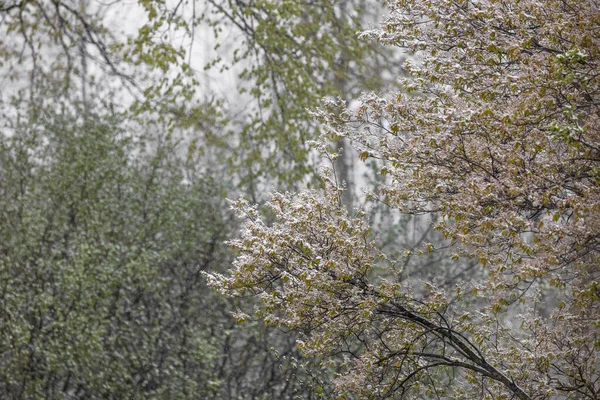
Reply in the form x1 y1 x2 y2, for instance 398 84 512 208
208 0 600 398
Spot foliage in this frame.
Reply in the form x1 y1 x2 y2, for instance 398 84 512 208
0 102 231 398
209 0 600 398
199 0 392 190
0 98 337 399
3 0 209 102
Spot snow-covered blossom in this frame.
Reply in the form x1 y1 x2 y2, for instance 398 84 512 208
210 1 600 398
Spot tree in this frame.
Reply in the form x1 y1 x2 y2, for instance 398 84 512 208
0 99 234 398
0 96 340 399
208 0 600 398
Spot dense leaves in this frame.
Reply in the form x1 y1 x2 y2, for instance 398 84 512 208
0 105 230 398
0 101 338 399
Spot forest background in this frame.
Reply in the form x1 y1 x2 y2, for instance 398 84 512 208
0 0 598 399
